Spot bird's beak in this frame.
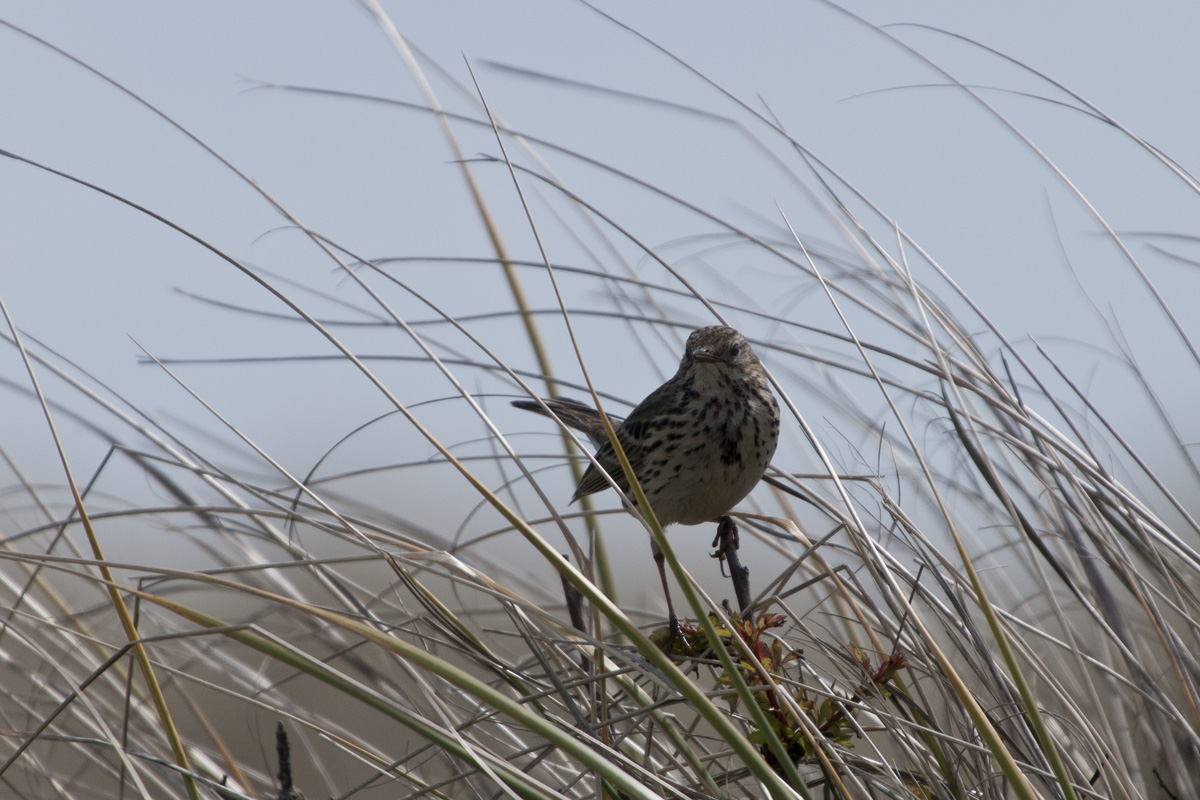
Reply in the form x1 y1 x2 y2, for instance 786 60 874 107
692 348 717 363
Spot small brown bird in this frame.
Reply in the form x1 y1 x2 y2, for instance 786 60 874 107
513 325 780 631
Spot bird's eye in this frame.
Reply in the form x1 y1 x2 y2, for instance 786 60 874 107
729 343 740 358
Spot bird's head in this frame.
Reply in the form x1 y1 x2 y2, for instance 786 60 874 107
684 326 758 370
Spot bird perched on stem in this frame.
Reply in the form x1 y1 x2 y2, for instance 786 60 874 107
513 325 780 634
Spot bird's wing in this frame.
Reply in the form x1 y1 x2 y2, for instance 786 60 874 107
572 424 645 499
569 388 665 501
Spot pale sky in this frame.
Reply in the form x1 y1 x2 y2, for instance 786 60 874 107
2 2 1199 547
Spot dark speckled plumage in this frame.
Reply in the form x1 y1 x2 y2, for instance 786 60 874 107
513 326 779 527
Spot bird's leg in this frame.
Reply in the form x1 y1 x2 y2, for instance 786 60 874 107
652 546 682 643
712 516 752 618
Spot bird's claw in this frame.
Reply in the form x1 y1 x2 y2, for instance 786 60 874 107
710 515 739 561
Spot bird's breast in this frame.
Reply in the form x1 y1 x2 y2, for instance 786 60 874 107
638 373 778 526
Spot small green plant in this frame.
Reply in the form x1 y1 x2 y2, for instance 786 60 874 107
671 612 906 775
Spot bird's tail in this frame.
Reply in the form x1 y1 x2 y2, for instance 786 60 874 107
511 397 621 448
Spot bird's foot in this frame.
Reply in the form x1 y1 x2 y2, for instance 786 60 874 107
710 515 740 565
711 516 752 617
651 614 701 657
668 611 682 647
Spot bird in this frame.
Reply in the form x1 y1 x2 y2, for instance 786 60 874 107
513 325 780 633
